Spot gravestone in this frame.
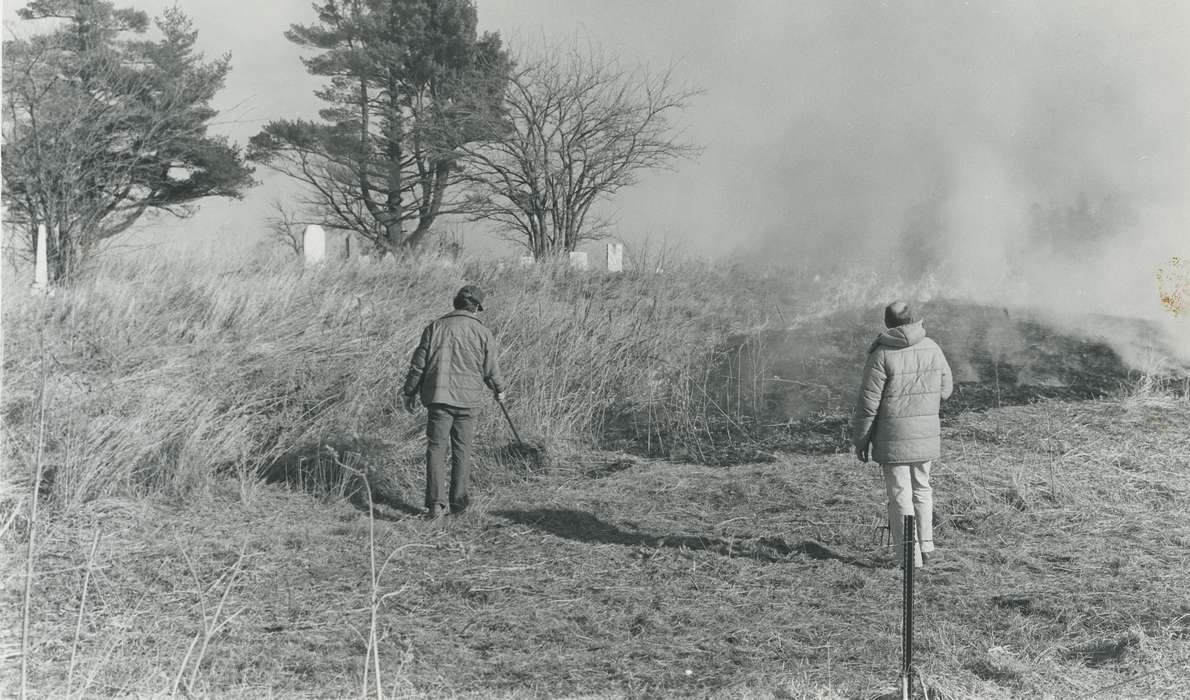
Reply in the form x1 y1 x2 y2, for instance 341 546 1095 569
606 242 624 273
518 255 536 267
568 251 589 270
33 224 48 291
303 225 326 266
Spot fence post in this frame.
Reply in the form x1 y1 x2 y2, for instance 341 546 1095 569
901 514 915 700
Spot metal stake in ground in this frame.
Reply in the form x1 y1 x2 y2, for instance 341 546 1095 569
901 514 915 700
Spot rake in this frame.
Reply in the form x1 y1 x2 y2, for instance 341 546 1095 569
495 395 547 468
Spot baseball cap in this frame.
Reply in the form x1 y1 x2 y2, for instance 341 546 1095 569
456 284 484 311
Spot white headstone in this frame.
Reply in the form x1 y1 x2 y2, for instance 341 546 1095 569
33 224 48 291
568 251 589 270
303 225 326 266
518 255 536 267
606 242 624 273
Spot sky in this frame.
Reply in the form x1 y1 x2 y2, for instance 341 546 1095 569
3 1 1189 322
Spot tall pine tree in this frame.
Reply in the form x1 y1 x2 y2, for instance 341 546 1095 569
248 0 510 254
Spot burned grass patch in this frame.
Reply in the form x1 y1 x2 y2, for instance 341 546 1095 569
709 300 1144 418
603 299 1185 466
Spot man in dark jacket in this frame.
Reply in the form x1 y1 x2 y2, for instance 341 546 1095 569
402 285 505 517
851 301 953 567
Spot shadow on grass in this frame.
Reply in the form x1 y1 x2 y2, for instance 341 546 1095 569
494 508 877 568
349 500 420 520
261 439 424 517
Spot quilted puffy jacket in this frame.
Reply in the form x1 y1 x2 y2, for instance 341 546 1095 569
850 320 953 464
402 310 505 408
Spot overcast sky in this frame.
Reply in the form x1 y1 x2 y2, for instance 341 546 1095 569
4 1 1189 315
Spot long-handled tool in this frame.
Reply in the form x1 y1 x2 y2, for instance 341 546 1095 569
494 395 547 471
494 394 549 472
495 395 525 446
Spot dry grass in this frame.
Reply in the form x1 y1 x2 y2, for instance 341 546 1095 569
1 250 768 512
4 250 1189 697
5 393 1189 698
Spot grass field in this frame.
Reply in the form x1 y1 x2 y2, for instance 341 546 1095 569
3 253 1189 698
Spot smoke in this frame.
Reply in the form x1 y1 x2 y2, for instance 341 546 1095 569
712 1 1189 364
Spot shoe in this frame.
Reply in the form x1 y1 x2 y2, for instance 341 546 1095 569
426 504 447 519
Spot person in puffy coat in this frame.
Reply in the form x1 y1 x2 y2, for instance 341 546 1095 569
402 285 505 518
851 301 953 567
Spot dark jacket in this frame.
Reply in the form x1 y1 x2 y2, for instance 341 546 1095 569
850 320 953 464
402 310 504 409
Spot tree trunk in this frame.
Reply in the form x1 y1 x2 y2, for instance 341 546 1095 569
381 125 403 254
406 218 432 250
47 225 76 284
383 214 403 253
383 135 403 253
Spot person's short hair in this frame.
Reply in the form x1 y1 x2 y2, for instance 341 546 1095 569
884 301 916 328
453 284 485 312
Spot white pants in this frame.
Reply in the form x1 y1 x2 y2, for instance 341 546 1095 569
882 461 934 568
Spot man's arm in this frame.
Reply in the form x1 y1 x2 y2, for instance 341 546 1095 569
482 329 505 397
402 324 433 398
850 349 887 459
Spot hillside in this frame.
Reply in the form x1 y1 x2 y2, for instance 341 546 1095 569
3 258 1189 698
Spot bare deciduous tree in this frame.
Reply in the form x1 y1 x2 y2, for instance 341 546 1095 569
459 46 700 259
263 200 309 258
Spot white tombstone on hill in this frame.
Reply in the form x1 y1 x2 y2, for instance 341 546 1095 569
303 225 326 266
568 251 589 270
606 242 624 273
32 223 48 291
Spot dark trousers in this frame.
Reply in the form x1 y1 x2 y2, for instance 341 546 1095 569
424 404 477 511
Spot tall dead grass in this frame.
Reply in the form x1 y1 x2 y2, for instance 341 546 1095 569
1 249 779 510
5 246 1182 512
